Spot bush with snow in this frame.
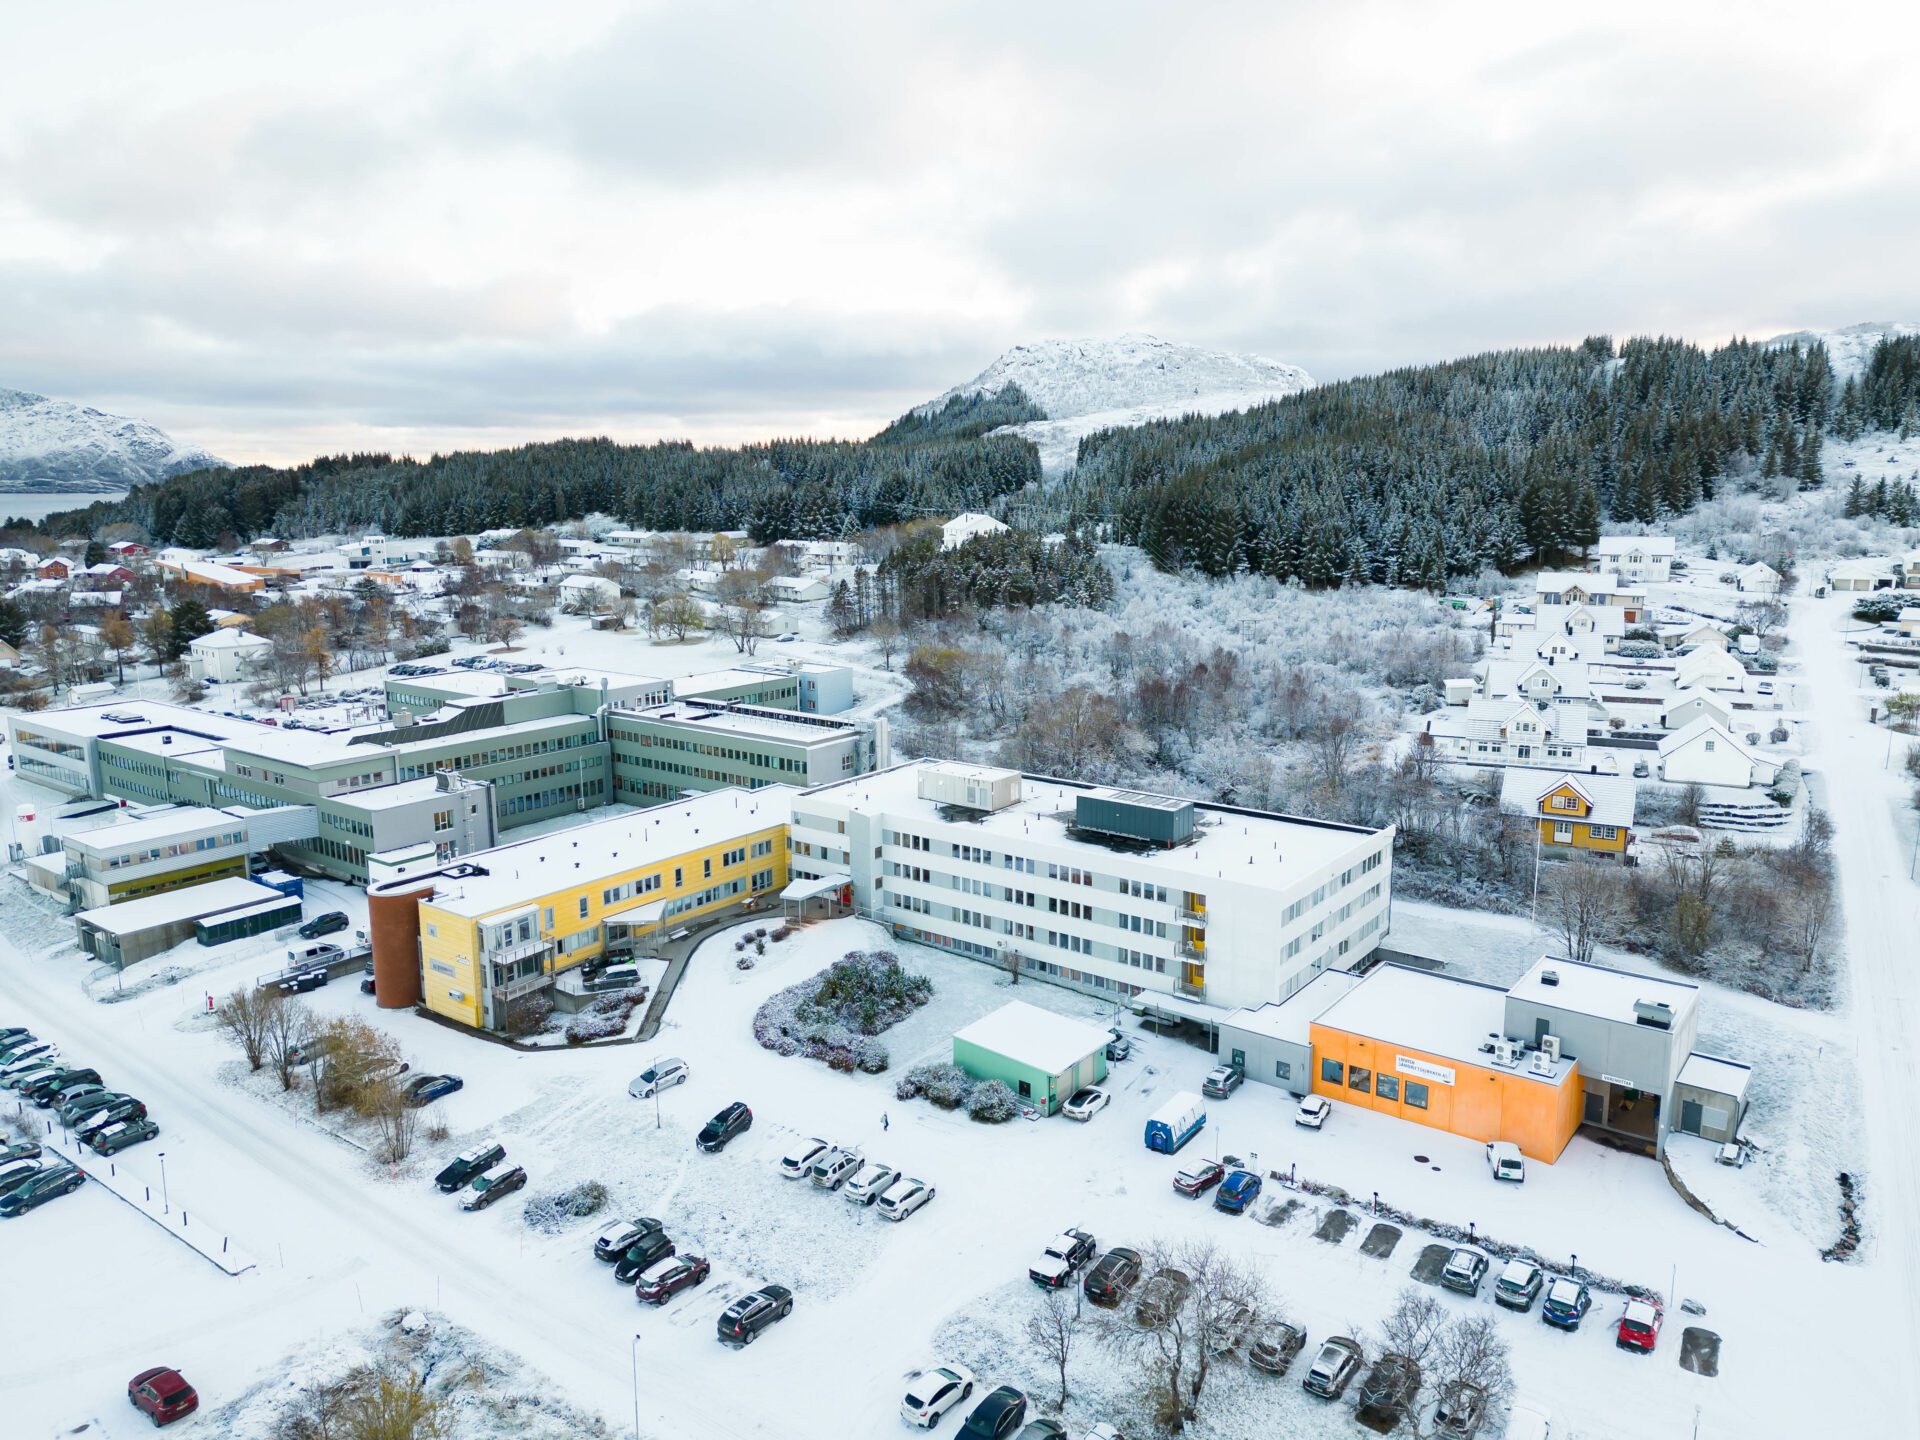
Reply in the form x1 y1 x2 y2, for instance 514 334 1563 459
965 1078 1019 1123
522 1179 610 1233
896 1061 975 1109
752 949 930 1073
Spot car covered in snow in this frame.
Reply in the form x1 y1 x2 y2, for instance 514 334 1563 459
87 1117 159 1155
634 1253 709 1304
1440 1246 1490 1296
809 1146 863 1191
779 1137 830 1179
1013 1421 1067 1440
0 1159 84 1216
877 1175 936 1221
900 1362 975 1428
459 1164 527 1212
1081 1246 1142 1306
0 1140 42 1166
595 1216 664 1262
1201 1065 1243 1099
1028 1228 1098 1287
1206 1301 1256 1356
696 1101 752 1152
434 1141 505 1193
0 1158 43 1197
1434 1378 1489 1438
1134 1267 1192 1328
627 1057 689 1099
1061 1086 1110 1121
612 1230 677 1283
716 1284 792 1346
841 1160 897 1206
1301 1336 1363 1399
1540 1277 1592 1330
1172 1159 1225 1197
128 1366 199 1426
1616 1299 1663 1353
1356 1353 1422 1429
1494 1259 1544 1311
1295 1095 1332 1129
1248 1319 1308 1375
1212 1169 1261 1215
74 1097 148 1140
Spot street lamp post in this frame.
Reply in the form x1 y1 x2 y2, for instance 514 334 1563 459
158 1152 169 1214
654 1079 662 1131
631 1333 642 1440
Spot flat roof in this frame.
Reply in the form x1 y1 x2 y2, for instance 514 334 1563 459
337 776 459 812
953 1000 1111 1074
224 726 386 765
1314 964 1576 1083
802 760 1384 879
12 701 264 743
103 729 226 759
76 877 287 936
1678 1051 1752 1101
618 701 858 744
674 667 794 696
1221 969 1367 1047
64 806 242 853
415 785 796 919
1509 955 1698 1027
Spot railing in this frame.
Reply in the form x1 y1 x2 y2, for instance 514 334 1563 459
1179 941 1206 960
482 936 553 967
1176 907 1207 925
1175 978 1207 999
490 969 552 1001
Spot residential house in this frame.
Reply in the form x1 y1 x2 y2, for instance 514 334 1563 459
105 541 149 561
1594 536 1676 584
1500 770 1636 858
766 573 832 604
557 574 622 613
1668 621 1729 652
80 562 135 586
1420 698 1606 771
941 512 1010 550
1892 607 1920 640
1825 558 1895 592
1656 718 1780 789
1735 561 1782 595
1674 645 1745 693
1660 689 1734 732
186 628 274 684
1533 571 1649 623
35 556 71 581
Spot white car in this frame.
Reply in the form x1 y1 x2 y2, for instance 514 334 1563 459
809 1146 863 1190
842 1160 897 1205
779 1137 830 1179
627 1057 689 1099
876 1175 935 1221
1295 1095 1332 1129
900 1362 975 1427
1062 1086 1110 1121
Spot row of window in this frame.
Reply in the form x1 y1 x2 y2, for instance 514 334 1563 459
613 728 815 774
1282 848 1386 924
500 777 605 816
396 728 595 781
1320 1058 1432 1110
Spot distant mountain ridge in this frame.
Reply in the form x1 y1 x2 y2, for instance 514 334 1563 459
0 387 226 493
1765 321 1920 381
913 334 1315 477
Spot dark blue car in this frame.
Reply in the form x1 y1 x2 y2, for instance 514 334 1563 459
404 1074 464 1108
1213 1169 1262 1215
1540 1277 1591 1330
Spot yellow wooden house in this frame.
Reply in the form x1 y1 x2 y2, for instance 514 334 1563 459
1500 770 1636 857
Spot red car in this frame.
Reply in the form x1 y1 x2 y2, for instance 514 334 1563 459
1172 1160 1226 1197
635 1253 711 1305
129 1367 199 1425
1615 1300 1663 1353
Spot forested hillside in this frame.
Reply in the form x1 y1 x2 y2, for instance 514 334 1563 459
1063 335 1835 587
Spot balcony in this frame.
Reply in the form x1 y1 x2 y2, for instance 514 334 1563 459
483 935 554 968
489 967 552 1001
1175 977 1207 1000
1176 907 1207 926
1179 940 1206 960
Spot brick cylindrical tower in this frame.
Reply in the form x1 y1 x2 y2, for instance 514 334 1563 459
368 880 435 1010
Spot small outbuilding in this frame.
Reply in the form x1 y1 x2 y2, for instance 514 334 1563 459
951 1000 1110 1115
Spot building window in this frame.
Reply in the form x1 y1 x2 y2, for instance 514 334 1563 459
1347 1066 1372 1095
1375 1073 1400 1102
1320 1058 1342 1086
1405 1081 1429 1110
578 896 590 919
1274 1060 1292 1082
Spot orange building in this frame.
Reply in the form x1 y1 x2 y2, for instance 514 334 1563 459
1499 770 1635 858
1308 964 1584 1163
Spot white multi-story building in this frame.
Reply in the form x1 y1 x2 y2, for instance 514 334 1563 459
789 760 1393 1013
1594 536 1676 585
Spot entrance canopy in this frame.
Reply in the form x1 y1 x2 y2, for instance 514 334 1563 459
778 872 850 902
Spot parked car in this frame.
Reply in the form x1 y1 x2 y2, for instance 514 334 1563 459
1081 1246 1142 1306
634 1253 709 1304
594 1216 664 1262
697 1102 752 1153
1134 1267 1192 1327
1295 1095 1332 1129
59 1089 124 1126
1441 1246 1490 1296
89 1117 160 1155
1485 1141 1526 1183
900 1362 976 1428
1028 1228 1098 1287
435 1141 505 1192
1062 1086 1110 1121
75 1098 148 1139
842 1160 897 1206
1616 1299 1663 1353
1212 1169 1262 1215
1434 1378 1489 1438
1301 1336 1363 1399
809 1146 863 1191
1248 1319 1308 1376
716 1284 792 1345
403 1074 463 1107
779 1137 830 1179
0 1140 42 1166
128 1367 199 1426
1494 1260 1544 1312
959 1386 1027 1440
0 1159 43 1197
1207 1301 1256 1356
0 1039 58 1071
1 1054 62 1089
1104 1033 1132 1062
1356 1354 1422 1428
298 911 350 939
0 1026 31 1048
1201 1065 1243 1099
25 1067 102 1105
1014 1422 1067 1440
1540 1277 1592 1331
628 1057 690 1099
0 1161 84 1216
877 1176 935 1221
1172 1159 1226 1197
459 1164 527 1211
613 1230 677 1283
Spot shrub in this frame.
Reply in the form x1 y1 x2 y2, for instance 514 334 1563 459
522 1179 610 1233
501 994 554 1038
564 1011 626 1044
898 1060 974 1108
752 950 932 1072
771 926 792 942
966 1079 1019 1123
853 1037 889 1073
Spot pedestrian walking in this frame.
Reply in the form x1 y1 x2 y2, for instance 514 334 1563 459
882 1111 890 1132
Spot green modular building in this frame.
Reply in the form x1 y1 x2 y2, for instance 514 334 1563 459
951 1000 1111 1116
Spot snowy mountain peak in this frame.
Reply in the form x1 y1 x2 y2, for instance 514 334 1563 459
1765 321 1920 382
916 334 1314 478
0 386 226 493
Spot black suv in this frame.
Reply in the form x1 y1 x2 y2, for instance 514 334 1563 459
716 1284 792 1345
697 1102 753 1153
25 1068 102 1105
959 1386 1028 1439
1082 1246 1143 1306
434 1142 505 1192
298 911 350 940
613 1230 676 1283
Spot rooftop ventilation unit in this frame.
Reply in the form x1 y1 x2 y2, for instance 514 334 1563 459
1073 789 1195 848
1633 1000 1675 1030
1539 968 1560 987
917 762 1021 813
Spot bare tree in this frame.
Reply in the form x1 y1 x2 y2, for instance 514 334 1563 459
366 1078 419 1164
263 996 313 1092
216 986 276 1071
715 599 773 656
650 593 703 642
1358 1290 1512 1439
1097 1238 1267 1432
1023 1286 1082 1410
870 617 904 671
1787 874 1833 975
1542 858 1626 964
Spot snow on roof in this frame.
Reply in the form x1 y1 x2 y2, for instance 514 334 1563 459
1508 955 1698 1027
18 701 262 742
75 877 286 936
63 805 243 853
1536 570 1622 592
1314 965 1574 1082
188 628 272 651
411 786 795 918
954 1000 1111 1074
622 701 859 744
1678 1051 1752 1100
1595 536 1676 556
1221 969 1366 1047
1660 688 1731 720
1657 716 1758 761
1498 770 1637 829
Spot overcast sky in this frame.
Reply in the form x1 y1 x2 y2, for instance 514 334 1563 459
2 1 1914 466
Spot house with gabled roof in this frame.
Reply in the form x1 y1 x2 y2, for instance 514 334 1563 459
1500 769 1637 857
